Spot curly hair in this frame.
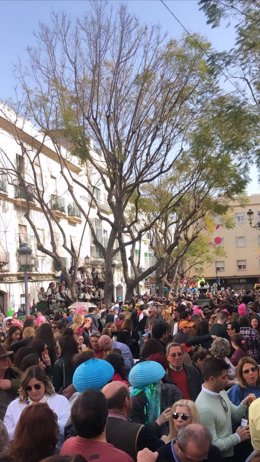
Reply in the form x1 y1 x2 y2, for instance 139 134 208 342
210 337 231 358
19 365 54 402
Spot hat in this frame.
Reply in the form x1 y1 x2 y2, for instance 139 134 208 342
129 360 165 388
73 358 114 392
193 306 203 316
0 344 12 358
179 320 195 329
238 303 247 316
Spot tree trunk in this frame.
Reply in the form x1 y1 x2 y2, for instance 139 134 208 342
125 280 139 302
103 268 114 306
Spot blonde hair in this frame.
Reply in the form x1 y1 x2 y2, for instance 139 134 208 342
165 399 199 443
71 314 84 332
22 327 35 339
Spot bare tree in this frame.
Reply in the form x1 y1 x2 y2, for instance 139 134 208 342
1 2 255 303
0 110 93 302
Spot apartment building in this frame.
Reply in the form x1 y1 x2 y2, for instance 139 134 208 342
0 109 118 311
204 194 260 289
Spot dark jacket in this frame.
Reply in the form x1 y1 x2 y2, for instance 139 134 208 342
157 440 223 462
0 367 21 420
106 415 164 461
173 332 213 349
166 364 202 401
53 358 74 393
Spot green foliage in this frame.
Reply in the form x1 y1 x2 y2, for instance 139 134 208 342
199 0 260 178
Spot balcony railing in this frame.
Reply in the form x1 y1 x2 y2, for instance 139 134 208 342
0 176 7 193
68 203 81 218
14 186 34 202
50 195 66 214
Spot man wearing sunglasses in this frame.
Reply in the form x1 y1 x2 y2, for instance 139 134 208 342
196 357 255 462
166 343 202 401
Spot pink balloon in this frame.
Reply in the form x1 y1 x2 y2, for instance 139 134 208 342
214 236 222 245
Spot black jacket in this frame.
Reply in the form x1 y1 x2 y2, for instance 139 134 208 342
157 440 222 462
166 363 202 401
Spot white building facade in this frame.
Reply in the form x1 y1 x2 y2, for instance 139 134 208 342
0 108 141 312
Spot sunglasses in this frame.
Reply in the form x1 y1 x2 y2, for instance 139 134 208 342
220 395 228 413
172 412 191 421
243 367 257 374
25 383 42 392
169 352 183 357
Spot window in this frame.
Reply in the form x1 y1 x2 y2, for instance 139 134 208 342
236 236 246 247
18 224 28 244
235 213 245 224
16 154 25 177
237 260 247 270
215 261 225 272
50 175 57 195
36 228 45 247
145 251 155 268
95 219 103 241
103 229 108 248
93 187 101 201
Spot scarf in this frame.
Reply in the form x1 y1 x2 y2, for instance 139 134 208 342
131 382 161 425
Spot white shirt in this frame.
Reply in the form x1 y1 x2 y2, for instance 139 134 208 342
4 393 70 442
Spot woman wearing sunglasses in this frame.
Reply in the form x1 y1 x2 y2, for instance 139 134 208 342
158 399 222 461
3 365 69 443
163 399 198 443
227 358 260 462
228 357 260 406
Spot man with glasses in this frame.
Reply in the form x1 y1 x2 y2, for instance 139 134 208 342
166 343 202 400
157 423 222 462
196 357 254 462
226 321 240 339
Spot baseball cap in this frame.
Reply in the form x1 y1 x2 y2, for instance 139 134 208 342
179 320 195 329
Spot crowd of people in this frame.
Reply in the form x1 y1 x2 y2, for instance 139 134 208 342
37 273 105 312
0 286 260 461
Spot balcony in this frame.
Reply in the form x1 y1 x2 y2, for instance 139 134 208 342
0 251 9 272
0 176 8 196
13 186 34 206
50 195 66 218
68 203 82 224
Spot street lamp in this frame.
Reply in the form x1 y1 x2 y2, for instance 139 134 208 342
247 209 260 229
18 243 32 316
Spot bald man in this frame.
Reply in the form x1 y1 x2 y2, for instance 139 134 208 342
102 381 164 461
98 335 134 372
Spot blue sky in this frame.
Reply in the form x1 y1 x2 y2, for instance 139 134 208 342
0 0 259 193
0 0 236 99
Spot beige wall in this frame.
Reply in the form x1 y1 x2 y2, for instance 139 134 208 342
204 194 260 282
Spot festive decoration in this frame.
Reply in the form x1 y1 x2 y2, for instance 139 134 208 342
214 236 222 245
